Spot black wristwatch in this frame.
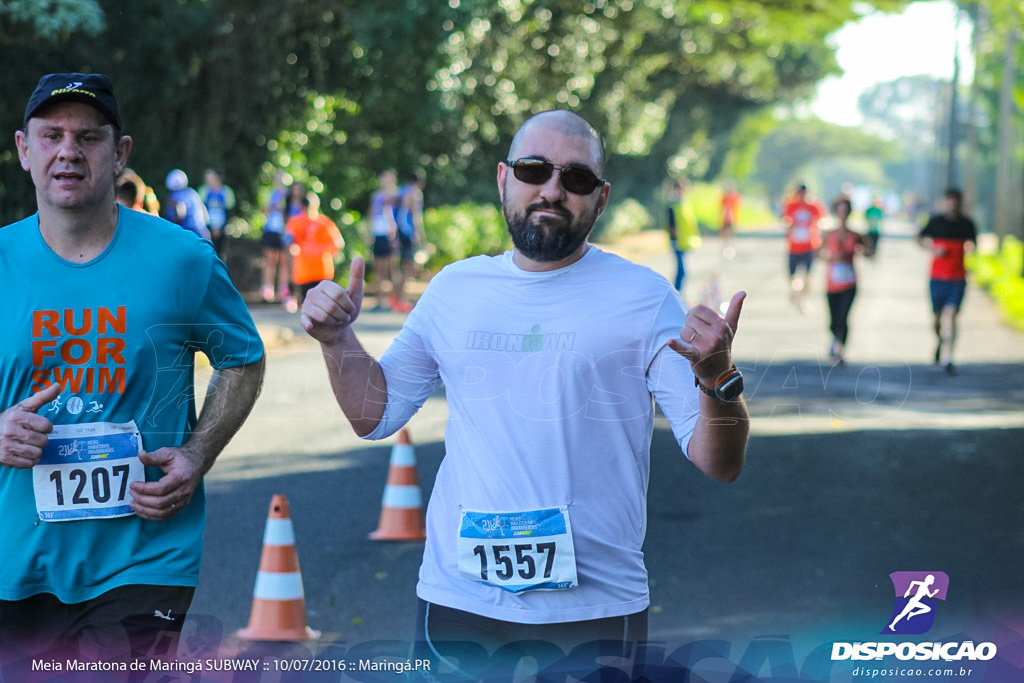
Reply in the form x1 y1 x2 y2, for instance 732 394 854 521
695 365 744 404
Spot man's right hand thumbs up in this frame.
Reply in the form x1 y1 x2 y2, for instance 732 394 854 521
301 256 366 345
346 255 365 308
0 382 61 469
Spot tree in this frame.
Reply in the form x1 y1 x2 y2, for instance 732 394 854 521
0 0 105 214
0 0 915 227
429 0 909 204
0 0 465 223
858 75 947 147
964 0 1024 243
0 0 104 41
752 117 897 201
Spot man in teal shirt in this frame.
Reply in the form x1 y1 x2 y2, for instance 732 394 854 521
865 195 884 252
0 73 264 664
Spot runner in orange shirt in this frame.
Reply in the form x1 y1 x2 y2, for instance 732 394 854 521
286 192 344 308
719 180 741 259
782 183 825 313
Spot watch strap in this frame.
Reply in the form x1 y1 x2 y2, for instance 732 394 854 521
694 365 742 402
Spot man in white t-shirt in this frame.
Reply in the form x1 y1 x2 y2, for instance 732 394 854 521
301 111 749 679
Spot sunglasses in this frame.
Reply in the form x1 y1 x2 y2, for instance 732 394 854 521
506 158 606 195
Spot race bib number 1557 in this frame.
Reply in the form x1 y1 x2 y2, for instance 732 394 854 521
457 506 578 593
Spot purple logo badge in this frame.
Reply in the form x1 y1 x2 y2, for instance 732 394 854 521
882 571 949 635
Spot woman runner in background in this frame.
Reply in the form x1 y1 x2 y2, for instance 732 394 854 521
821 196 873 365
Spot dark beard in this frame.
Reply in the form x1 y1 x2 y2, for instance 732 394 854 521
504 201 595 263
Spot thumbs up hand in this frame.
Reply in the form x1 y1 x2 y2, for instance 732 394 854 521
668 291 746 387
300 256 366 345
0 382 61 469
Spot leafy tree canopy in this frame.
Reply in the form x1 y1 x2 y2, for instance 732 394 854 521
0 0 912 226
752 116 899 200
0 0 104 41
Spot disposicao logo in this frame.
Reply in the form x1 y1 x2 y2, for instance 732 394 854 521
883 570 949 635
831 571 998 663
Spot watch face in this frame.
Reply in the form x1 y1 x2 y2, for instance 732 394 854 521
716 374 744 402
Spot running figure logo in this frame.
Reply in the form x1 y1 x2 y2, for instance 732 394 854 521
883 571 949 635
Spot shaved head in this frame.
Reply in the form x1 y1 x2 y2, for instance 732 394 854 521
509 110 605 174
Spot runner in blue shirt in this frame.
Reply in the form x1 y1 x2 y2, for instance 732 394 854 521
199 167 236 257
163 168 211 240
0 72 264 665
392 169 429 312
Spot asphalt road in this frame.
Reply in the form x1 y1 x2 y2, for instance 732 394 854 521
183 223 1024 680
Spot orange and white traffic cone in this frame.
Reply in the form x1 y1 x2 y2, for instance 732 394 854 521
369 428 427 541
237 494 321 641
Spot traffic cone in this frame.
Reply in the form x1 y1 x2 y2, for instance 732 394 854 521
237 494 321 641
369 429 427 541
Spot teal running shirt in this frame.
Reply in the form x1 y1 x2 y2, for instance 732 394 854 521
0 205 263 602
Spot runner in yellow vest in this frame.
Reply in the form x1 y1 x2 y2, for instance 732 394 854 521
666 179 701 293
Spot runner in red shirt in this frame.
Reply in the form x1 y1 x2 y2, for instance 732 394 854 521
782 183 825 313
719 180 742 259
917 188 977 375
820 196 873 366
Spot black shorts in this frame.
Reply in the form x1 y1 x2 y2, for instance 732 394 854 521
372 235 394 257
0 585 194 665
410 599 649 681
397 232 416 263
788 251 815 276
261 231 285 250
299 281 320 300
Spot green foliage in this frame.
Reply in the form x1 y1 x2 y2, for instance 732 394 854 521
720 109 778 182
436 0 903 205
593 199 652 242
0 0 104 41
334 210 369 266
0 0 917 229
688 183 727 230
751 117 899 201
421 203 510 269
656 181 780 234
734 199 780 229
812 156 891 198
967 235 1024 330
957 2 1024 244
857 74 946 146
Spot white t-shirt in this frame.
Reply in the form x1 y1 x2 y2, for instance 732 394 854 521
368 246 700 623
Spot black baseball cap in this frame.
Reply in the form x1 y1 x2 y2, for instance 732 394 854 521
23 72 121 130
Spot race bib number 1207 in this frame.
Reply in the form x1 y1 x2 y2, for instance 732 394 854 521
457 506 578 593
32 421 144 522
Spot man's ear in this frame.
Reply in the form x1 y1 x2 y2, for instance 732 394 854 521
15 130 30 172
595 181 611 218
113 135 133 177
496 162 508 203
